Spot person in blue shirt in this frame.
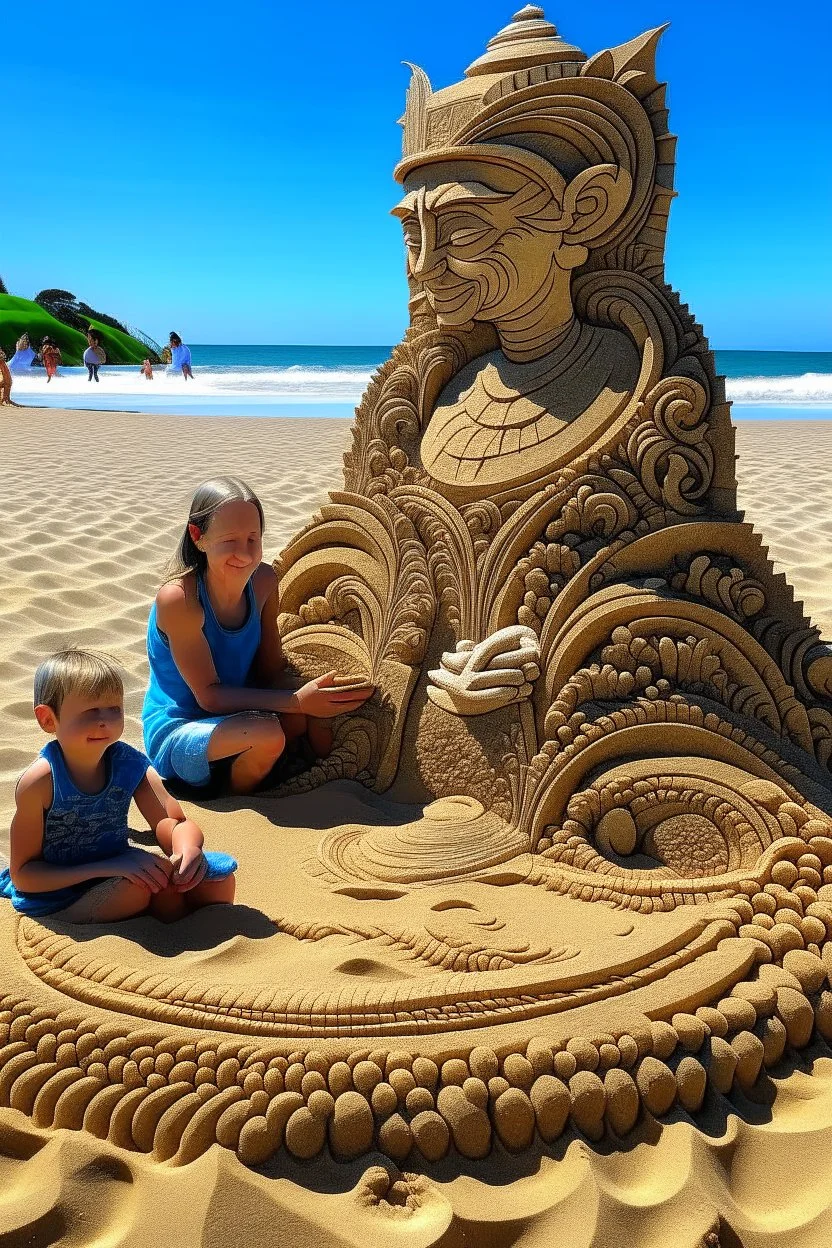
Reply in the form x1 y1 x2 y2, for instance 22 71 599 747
1 649 236 923
167 331 194 379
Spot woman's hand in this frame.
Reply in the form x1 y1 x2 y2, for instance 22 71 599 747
293 671 374 718
106 849 173 892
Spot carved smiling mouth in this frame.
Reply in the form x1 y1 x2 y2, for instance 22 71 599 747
16 894 749 1039
425 275 479 317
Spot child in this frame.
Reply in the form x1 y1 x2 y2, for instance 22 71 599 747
0 348 16 405
167 332 194 380
83 329 106 383
40 337 62 382
140 357 154 381
142 476 374 796
0 650 236 924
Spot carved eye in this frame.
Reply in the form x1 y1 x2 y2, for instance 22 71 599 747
448 227 491 248
402 219 421 250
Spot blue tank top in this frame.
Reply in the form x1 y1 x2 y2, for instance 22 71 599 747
142 574 261 767
38 739 149 865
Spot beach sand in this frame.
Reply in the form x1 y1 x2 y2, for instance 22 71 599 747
2 408 832 1245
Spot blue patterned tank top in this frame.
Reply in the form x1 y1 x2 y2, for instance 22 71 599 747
38 739 149 866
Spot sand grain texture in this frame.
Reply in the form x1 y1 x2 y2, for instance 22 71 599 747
3 411 832 1245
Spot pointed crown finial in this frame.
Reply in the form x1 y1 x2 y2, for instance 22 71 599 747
466 5 586 76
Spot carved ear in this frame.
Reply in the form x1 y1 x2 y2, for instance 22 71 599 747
562 164 632 247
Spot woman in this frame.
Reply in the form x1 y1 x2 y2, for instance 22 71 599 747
8 333 36 375
167 332 193 380
142 477 373 795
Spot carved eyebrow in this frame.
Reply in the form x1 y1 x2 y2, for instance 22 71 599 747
391 192 418 219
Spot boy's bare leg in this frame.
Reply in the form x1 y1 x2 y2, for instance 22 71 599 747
56 878 152 923
185 876 236 910
150 885 188 923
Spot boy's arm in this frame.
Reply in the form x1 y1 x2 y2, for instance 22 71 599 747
133 769 208 891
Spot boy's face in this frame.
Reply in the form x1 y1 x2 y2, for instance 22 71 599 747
35 691 125 756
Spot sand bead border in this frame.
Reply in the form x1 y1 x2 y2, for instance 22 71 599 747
2 945 832 1165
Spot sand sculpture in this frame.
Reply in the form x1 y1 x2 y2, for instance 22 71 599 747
5 6 832 1182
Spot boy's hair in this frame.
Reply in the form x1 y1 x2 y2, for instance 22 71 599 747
34 650 124 715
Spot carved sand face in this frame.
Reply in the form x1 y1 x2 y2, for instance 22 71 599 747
394 181 564 330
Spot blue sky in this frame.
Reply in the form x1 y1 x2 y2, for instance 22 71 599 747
3 0 830 349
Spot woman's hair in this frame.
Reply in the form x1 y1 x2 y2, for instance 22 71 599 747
34 649 124 714
169 332 182 346
165 477 265 581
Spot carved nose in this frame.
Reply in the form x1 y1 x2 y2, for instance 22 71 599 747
411 241 446 282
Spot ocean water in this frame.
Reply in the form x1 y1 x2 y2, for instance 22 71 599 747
11 345 832 420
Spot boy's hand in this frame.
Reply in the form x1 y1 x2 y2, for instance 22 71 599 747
170 844 208 892
109 849 172 893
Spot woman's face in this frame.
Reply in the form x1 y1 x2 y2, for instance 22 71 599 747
195 500 263 583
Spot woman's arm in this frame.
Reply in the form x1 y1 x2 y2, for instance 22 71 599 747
250 566 290 686
158 573 372 717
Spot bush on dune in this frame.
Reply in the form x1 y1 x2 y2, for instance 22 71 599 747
0 294 158 366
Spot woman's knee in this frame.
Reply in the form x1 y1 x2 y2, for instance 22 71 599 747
248 715 286 758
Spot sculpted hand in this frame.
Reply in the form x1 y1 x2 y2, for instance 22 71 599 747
107 849 173 893
427 625 541 716
170 844 208 893
294 671 374 719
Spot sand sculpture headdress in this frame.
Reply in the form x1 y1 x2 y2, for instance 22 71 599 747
396 5 675 284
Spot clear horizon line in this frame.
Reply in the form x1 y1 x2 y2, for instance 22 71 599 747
186 343 832 353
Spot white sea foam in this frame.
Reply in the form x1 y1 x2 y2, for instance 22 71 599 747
12 365 376 404
725 373 832 404
11 365 832 413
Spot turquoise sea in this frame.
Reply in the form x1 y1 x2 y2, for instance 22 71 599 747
12 346 832 421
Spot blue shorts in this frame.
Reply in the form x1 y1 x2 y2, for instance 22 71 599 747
154 717 227 787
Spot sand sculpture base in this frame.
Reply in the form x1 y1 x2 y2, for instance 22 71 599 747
4 782 832 1189
4 1056 832 1246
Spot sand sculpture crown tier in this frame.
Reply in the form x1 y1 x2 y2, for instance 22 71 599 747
7 9 832 1172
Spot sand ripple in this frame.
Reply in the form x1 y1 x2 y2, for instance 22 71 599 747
4 1059 832 1245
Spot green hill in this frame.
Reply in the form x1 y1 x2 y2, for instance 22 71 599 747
0 295 150 366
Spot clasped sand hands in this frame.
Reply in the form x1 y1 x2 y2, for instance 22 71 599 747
427 624 541 716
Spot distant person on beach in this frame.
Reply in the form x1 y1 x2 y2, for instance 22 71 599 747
142 477 374 796
0 650 237 923
140 357 154 381
167 332 193 380
40 337 62 382
8 333 36 375
0 349 17 405
83 329 106 383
